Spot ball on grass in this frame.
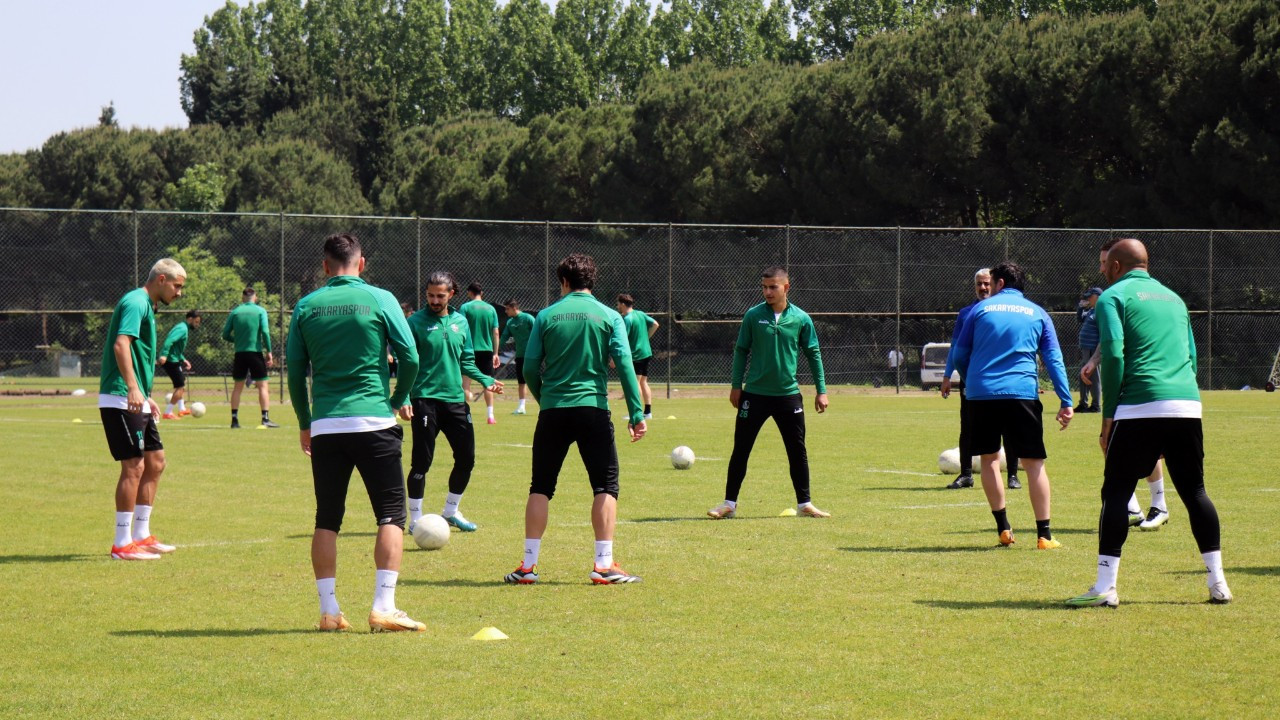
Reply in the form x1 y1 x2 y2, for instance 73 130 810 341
671 445 695 470
190 402 206 418
412 514 450 551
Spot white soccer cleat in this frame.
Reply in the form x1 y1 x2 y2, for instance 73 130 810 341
1208 580 1233 604
1138 508 1169 531
706 502 736 519
1065 585 1119 608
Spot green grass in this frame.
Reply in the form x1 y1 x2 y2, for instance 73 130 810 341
2 386 1277 718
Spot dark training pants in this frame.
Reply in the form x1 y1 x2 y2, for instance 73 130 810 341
529 406 620 500
311 426 407 532
725 392 810 505
407 398 476 498
1098 417 1220 558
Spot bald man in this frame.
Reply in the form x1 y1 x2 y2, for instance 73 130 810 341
1067 239 1231 608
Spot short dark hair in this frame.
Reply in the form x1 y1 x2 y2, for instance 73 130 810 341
557 253 597 290
989 261 1025 291
467 282 483 295
185 309 201 319
426 270 459 294
1100 237 1123 252
504 298 520 309
242 286 257 300
323 233 362 266
616 293 635 307
761 266 788 280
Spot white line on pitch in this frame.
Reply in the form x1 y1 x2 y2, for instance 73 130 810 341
865 468 940 477
1258 489 1280 492
494 443 533 448
897 502 989 509
179 538 276 548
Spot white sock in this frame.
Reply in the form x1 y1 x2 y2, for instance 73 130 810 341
114 512 133 547
594 540 614 570
1094 555 1121 592
798 501 814 512
1203 550 1225 586
408 498 423 524
724 500 737 510
1149 479 1167 512
517 399 526 411
487 406 495 420
165 403 174 414
1127 494 1142 515
316 578 339 615
523 538 541 568
372 569 398 613
442 493 462 518
132 505 152 541
177 399 186 412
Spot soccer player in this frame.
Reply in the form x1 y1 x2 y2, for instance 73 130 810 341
159 309 201 419
101 258 186 560
287 233 424 633
500 298 535 415
403 271 504 534
707 266 831 520
503 253 646 585
951 261 1073 549
615 294 660 420
223 286 277 428
459 282 501 425
1067 239 1231 608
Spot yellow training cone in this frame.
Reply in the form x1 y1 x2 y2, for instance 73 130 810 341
256 425 268 430
778 507 797 517
71 418 83 423
472 626 509 641
665 415 677 420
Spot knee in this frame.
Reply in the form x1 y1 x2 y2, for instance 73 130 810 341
529 478 557 500
146 451 166 476
120 458 145 481
315 506 345 533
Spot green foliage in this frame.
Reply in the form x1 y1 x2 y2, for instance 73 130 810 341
229 139 370 214
163 163 227 213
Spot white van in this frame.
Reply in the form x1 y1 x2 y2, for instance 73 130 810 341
920 342 959 390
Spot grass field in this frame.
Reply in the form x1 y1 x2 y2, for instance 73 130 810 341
2 384 1277 718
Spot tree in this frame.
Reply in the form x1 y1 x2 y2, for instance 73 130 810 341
164 162 227 212
99 102 119 128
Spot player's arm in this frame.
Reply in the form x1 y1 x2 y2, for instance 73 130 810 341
159 327 177 365
942 308 967 396
259 307 274 365
285 307 311 433
221 312 234 343
730 316 751 407
523 318 545 401
1037 310 1074 428
459 324 499 390
1081 345 1101 385
646 314 659 338
609 314 645 431
113 334 146 413
1095 294 1125 420
951 308 977 379
1187 315 1198 376
381 296 419 409
800 315 828 413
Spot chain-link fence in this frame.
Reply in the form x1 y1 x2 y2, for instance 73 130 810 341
2 208 1278 397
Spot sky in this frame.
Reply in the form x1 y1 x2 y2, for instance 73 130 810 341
0 1 228 154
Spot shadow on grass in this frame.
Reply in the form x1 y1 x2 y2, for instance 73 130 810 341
1167 566 1279 577
946 527 1096 536
111 628 316 638
399 577 577 587
284 532 377 540
915 599 1071 611
865 486 950 493
839 545 998 554
628 515 782 524
0 553 99 564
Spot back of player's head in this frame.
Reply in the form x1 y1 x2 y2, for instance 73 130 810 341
467 282 483 296
989 261 1025 291
504 298 520 309
147 258 186 283
323 233 362 267
616 293 635 307
426 270 459 294
557 253 597 290
242 286 257 301
760 266 788 281
185 309 201 319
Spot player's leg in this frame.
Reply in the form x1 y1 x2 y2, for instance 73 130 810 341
102 408 159 559
438 401 478 530
512 359 528 414
353 426 425 631
969 400 1012 544
772 394 827 517
574 408 638 583
131 419 175 555
405 398 440 530
250 353 276 427
311 432 356 630
506 409 572 582
1007 399 1055 548
947 386 974 489
1159 419 1229 602
477 352 496 424
230 353 248 427
1139 458 1170 529
164 362 185 418
712 392 771 518
1006 451 1021 489
635 357 653 419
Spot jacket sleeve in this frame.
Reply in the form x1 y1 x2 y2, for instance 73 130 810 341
1095 293 1125 418
1037 308 1073 407
609 314 644 425
730 316 752 389
801 314 826 394
524 316 545 401
382 296 418 409
286 306 311 429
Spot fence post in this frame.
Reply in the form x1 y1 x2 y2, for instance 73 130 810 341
278 212 286 404
416 217 422 305
544 221 551 308
1207 229 1214 390
667 223 674 400
785 224 791 271
895 226 902 394
132 210 139 287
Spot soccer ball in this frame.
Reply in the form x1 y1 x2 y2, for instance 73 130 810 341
671 445 695 470
190 402 206 418
411 514 450 551
938 448 962 474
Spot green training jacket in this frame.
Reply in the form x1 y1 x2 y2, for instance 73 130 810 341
222 302 272 353
406 308 494 403
730 301 826 396
99 288 156 398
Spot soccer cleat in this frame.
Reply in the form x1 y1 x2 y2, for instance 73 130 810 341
643 413 653 420
368 609 426 633
261 419 280 428
1066 586 1119 608
317 612 351 632
445 513 477 532
178 409 192 417
162 412 179 420
946 474 974 489
1084 405 1100 413
1208 580 1233 604
486 417 497 425
1073 404 1089 412
230 418 241 429
590 563 642 584
1138 507 1169 531
798 504 831 518
1036 537 1062 550
511 408 526 415
110 542 161 560
1127 512 1145 527
999 529 1016 546
503 565 539 584
1007 475 1021 490
706 503 736 519
133 535 176 554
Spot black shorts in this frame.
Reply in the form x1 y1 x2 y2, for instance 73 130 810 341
100 408 163 461
162 361 186 389
968 398 1046 460
513 357 526 384
310 426 406 533
232 351 269 382
474 351 494 374
1105 417 1200 484
632 356 651 377
530 407 619 499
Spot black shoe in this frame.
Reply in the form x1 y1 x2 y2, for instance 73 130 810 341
261 419 280 428
946 474 974 489
1074 404 1088 412
1007 475 1021 490
1086 405 1100 413
230 418 240 429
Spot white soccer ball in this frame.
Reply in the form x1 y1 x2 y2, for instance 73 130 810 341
412 513 450 551
671 445 695 470
71 388 86 397
190 402 206 418
938 447 962 474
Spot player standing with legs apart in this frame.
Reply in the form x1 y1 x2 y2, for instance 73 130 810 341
101 259 186 560
708 267 831 520
460 283 501 425
503 253 646 585
403 271 504 534
1067 239 1231 608
500 299 535 415
951 262 1074 549
287 233 424 633
223 286 277 428
615 294 660 420
159 309 201 419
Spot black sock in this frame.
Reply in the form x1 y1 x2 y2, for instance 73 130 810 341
644 404 652 415
231 409 238 418
1036 519 1052 540
992 508 1010 532
261 410 270 422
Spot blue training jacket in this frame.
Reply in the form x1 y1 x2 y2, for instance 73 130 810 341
943 301 978 379
951 288 1073 407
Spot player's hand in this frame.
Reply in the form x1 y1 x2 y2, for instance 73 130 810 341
488 381 504 395
148 398 161 417
492 354 501 370
729 388 742 409
398 404 413 422
815 393 829 414
266 352 275 368
183 360 192 371
940 378 952 398
628 419 647 442
1080 359 1097 385
126 387 146 414
1056 405 1073 430
608 358 616 370
158 356 168 366
1099 418 1113 454
299 430 312 457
